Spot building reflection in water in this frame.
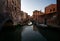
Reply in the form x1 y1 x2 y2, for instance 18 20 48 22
33 25 60 41
33 25 38 31
0 25 60 41
0 26 23 41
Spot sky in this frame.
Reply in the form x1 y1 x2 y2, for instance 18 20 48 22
21 0 56 16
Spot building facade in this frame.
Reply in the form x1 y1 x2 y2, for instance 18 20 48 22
0 0 21 24
0 0 10 27
45 4 58 25
8 0 21 25
0 0 21 25
20 11 29 25
45 4 57 14
33 10 45 24
0 0 10 18
57 0 60 25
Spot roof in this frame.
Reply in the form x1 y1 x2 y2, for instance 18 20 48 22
45 4 57 8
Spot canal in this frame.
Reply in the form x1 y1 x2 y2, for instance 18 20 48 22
0 25 60 41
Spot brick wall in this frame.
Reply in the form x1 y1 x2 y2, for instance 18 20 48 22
45 4 58 25
45 4 57 14
33 10 45 23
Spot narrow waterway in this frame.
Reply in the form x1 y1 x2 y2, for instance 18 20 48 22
21 25 47 41
0 25 60 41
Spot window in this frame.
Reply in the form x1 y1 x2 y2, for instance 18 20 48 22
12 0 14 4
15 1 16 5
50 9 52 12
53 8 55 11
15 7 16 10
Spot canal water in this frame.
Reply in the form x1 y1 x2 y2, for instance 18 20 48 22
0 25 60 41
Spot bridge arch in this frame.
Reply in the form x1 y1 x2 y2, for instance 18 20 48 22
2 18 13 27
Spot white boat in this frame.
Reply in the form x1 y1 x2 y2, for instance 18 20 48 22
39 24 47 27
28 22 32 25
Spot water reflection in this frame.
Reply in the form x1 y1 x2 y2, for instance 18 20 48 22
33 25 38 31
21 25 47 41
0 26 23 41
0 25 60 41
34 25 60 41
